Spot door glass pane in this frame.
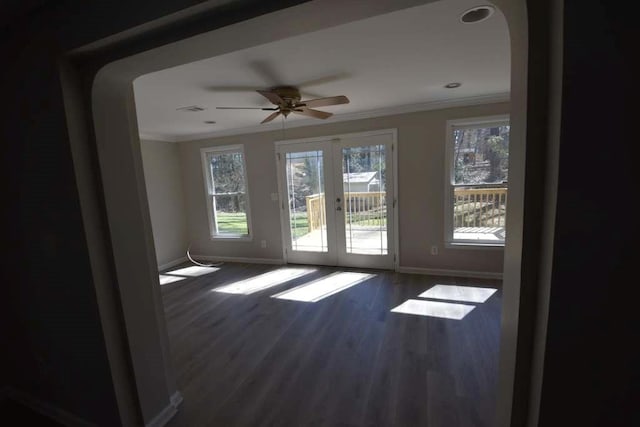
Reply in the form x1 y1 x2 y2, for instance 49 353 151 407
285 151 328 252
342 145 387 255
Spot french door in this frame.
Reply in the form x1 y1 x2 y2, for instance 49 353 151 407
276 130 396 269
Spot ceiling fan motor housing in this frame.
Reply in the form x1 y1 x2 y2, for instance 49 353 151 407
271 86 302 105
217 86 348 123
272 86 303 117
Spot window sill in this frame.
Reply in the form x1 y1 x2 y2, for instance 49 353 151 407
445 242 504 250
210 235 253 242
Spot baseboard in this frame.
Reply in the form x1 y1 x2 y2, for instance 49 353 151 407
146 391 183 427
397 266 503 280
158 256 188 271
145 403 176 427
190 254 285 265
170 391 183 408
3 387 94 426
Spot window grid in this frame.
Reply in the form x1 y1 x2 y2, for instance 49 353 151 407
200 145 252 239
445 117 510 246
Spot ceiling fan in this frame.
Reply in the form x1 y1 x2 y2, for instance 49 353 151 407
216 86 349 124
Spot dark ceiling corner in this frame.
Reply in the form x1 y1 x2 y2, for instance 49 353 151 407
0 0 52 30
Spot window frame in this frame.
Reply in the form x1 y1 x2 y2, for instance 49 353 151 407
444 115 510 248
200 144 253 241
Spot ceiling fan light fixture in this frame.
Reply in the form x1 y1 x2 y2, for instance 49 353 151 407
460 5 495 24
445 82 462 89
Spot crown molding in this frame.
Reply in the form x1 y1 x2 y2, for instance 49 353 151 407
138 132 178 142
139 93 510 143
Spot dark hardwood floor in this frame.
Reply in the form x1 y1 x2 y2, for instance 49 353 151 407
0 399 64 426
162 263 502 427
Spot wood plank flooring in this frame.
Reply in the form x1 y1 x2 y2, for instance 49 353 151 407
0 399 65 426
162 263 502 427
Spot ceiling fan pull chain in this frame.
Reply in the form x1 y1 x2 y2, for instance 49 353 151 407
281 114 286 140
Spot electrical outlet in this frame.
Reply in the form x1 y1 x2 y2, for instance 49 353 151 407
261 240 267 248
430 245 438 255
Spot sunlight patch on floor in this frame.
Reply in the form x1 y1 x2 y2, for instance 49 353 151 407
159 275 187 285
391 299 475 320
418 284 497 303
163 266 220 277
272 272 374 302
213 268 315 295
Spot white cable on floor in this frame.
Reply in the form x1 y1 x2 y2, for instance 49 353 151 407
186 245 224 267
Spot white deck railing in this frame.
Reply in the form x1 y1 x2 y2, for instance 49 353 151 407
453 186 507 228
306 191 386 232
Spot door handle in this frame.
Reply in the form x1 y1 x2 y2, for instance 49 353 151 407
336 197 341 203
336 206 342 211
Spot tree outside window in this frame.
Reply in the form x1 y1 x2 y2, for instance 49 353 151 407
201 146 251 238
447 117 510 245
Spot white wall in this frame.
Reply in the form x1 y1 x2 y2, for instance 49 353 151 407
140 139 189 267
180 102 509 274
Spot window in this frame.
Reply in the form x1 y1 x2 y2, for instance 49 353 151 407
201 145 252 239
445 116 510 246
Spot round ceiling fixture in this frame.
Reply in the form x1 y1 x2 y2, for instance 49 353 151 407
460 5 495 23
444 82 462 89
204 120 216 124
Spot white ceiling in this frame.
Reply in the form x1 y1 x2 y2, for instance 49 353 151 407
133 0 510 141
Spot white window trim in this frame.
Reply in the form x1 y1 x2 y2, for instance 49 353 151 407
200 144 253 241
444 115 510 248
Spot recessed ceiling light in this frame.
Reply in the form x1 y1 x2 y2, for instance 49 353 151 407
460 5 495 23
445 82 462 89
204 120 216 124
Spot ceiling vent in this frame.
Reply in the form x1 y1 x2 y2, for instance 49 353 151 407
176 105 207 112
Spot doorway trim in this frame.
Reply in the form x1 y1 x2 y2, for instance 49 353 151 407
56 0 561 425
274 128 400 270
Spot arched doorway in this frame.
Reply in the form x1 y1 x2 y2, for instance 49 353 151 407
62 0 553 425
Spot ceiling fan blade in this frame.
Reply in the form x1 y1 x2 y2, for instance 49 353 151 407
299 90 324 99
293 107 333 120
301 95 350 109
296 72 351 88
206 86 262 92
216 107 279 110
261 111 281 124
257 90 284 105
249 60 282 86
